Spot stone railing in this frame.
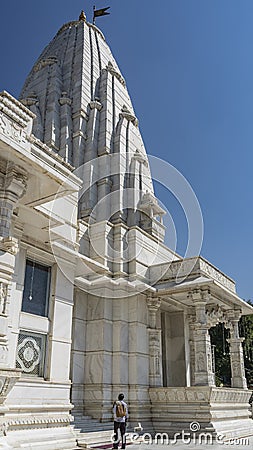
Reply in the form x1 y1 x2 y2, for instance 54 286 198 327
149 387 253 438
149 386 251 404
149 256 236 293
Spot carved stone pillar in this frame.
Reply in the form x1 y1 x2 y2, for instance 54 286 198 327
188 313 196 385
0 160 27 367
0 161 27 240
147 297 162 386
226 309 247 389
189 289 215 386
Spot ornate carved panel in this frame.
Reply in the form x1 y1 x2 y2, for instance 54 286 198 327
16 332 46 376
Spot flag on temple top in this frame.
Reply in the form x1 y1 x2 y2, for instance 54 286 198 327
93 6 110 22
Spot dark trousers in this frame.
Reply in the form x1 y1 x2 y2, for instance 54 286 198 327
113 421 126 449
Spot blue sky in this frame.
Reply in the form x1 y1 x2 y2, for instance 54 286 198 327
0 0 252 301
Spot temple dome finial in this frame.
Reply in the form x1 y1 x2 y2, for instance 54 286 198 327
79 10 86 22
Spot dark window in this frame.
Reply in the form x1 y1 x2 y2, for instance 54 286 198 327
21 260 51 317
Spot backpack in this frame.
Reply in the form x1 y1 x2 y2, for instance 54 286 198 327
116 401 126 418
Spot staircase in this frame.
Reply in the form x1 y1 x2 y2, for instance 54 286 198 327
72 414 113 433
72 414 114 448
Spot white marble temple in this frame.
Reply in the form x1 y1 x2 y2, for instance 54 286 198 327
0 10 253 450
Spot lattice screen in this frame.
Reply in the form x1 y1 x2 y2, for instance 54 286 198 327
16 331 46 376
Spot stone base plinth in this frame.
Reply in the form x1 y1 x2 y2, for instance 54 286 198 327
2 426 77 449
149 387 253 439
82 384 154 432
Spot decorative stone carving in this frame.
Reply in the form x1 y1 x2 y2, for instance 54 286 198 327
21 94 43 140
120 104 138 126
16 337 41 374
147 297 162 386
147 297 161 328
148 328 162 386
89 99 103 111
33 56 58 73
0 414 73 435
0 114 27 145
0 90 35 132
188 289 215 386
16 333 45 376
206 305 229 328
225 309 247 389
0 368 21 405
59 92 72 106
154 257 236 292
132 149 147 165
0 236 19 255
106 61 126 86
149 386 251 406
0 282 8 315
188 313 196 385
0 161 27 240
199 258 235 292
196 352 205 371
0 345 8 365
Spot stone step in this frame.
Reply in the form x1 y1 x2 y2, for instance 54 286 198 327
77 430 113 448
76 429 138 449
72 415 112 433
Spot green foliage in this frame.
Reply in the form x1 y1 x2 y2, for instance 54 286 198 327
239 301 253 388
210 300 253 388
210 323 231 386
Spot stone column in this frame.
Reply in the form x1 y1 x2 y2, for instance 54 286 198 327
0 162 27 409
0 162 27 239
0 161 27 368
226 309 247 389
190 289 215 386
147 297 162 387
188 313 196 386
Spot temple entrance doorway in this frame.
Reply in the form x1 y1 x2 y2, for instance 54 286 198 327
161 311 187 387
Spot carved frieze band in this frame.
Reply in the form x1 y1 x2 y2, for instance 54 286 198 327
162 257 235 292
149 387 251 404
0 414 73 435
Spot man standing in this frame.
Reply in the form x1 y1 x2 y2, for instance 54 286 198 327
113 393 128 449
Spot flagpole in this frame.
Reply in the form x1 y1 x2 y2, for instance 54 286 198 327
93 5 96 25
93 5 110 25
